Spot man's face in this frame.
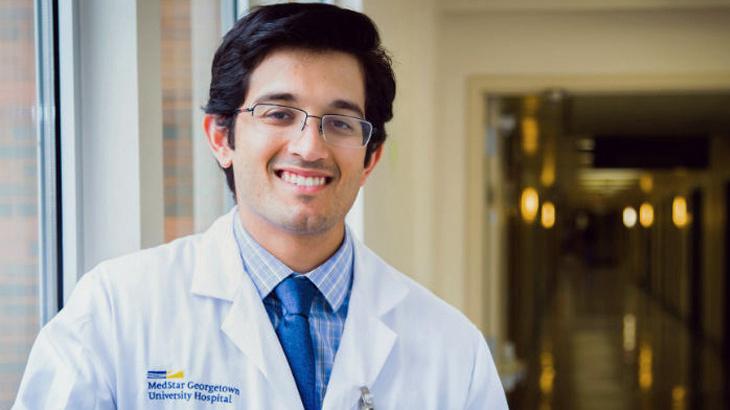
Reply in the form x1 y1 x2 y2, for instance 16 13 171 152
229 48 380 237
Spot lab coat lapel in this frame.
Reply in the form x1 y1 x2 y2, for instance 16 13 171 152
191 210 303 410
322 238 409 410
221 280 303 409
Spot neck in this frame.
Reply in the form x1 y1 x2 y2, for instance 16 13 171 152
237 209 345 273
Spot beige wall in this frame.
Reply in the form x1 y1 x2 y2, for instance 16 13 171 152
362 1 730 337
361 0 438 291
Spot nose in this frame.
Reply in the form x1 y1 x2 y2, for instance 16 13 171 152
288 116 329 161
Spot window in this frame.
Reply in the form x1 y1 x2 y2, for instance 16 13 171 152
162 0 229 241
0 0 57 405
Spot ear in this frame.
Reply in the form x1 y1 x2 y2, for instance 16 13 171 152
203 114 234 168
359 145 383 186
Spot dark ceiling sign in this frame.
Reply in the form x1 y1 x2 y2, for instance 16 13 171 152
592 135 709 169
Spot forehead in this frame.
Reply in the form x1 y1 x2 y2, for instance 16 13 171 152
244 48 366 111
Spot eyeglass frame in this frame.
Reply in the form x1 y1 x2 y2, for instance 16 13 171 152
233 103 375 148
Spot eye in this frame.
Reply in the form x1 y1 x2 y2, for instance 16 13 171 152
254 105 299 125
263 108 293 120
326 116 357 133
332 119 353 130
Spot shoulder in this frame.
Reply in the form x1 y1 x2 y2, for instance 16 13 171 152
90 233 201 293
97 234 200 280
354 241 484 345
395 268 484 345
56 233 203 328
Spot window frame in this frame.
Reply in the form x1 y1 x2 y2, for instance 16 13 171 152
35 0 61 323
58 0 82 308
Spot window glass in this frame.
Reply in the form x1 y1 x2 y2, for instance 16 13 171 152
0 0 39 406
162 0 224 241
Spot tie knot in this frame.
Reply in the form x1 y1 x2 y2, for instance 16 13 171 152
274 275 317 316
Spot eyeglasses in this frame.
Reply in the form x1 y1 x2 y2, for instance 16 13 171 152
236 103 374 148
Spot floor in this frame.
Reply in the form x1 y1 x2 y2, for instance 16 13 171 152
508 257 727 409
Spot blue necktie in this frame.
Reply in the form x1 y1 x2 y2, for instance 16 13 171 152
274 275 318 410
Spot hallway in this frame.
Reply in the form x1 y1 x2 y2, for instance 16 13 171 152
509 256 727 410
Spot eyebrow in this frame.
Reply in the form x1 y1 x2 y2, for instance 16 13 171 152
252 93 366 118
330 100 365 118
253 92 296 105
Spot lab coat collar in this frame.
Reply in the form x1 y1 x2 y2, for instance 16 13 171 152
191 210 410 409
190 208 242 301
322 235 410 409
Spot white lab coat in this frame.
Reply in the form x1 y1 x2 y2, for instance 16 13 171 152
13 210 508 409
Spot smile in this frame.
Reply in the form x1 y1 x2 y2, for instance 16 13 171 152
276 170 332 188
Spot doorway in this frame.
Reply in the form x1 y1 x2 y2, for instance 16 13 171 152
474 86 730 408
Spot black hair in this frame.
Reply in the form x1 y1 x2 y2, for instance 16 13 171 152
203 3 396 197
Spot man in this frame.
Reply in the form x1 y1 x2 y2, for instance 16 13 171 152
14 3 507 409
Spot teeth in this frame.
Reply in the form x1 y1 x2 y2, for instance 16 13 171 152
281 171 326 187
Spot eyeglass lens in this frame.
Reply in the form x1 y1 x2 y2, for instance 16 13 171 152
250 104 372 147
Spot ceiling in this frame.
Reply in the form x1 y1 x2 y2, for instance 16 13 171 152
440 0 730 13
566 93 730 136
497 92 730 210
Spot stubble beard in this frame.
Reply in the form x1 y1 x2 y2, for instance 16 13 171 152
236 158 358 238
274 197 342 236
239 188 348 238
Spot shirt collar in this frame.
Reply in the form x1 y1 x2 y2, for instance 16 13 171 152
232 210 353 312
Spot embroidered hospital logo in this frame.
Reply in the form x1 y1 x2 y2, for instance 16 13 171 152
146 369 240 405
147 370 185 379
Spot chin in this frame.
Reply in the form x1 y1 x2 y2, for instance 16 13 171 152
278 214 338 236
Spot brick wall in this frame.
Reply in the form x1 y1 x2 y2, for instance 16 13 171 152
0 0 39 406
162 0 194 242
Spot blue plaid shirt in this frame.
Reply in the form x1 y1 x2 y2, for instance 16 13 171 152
232 214 353 407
